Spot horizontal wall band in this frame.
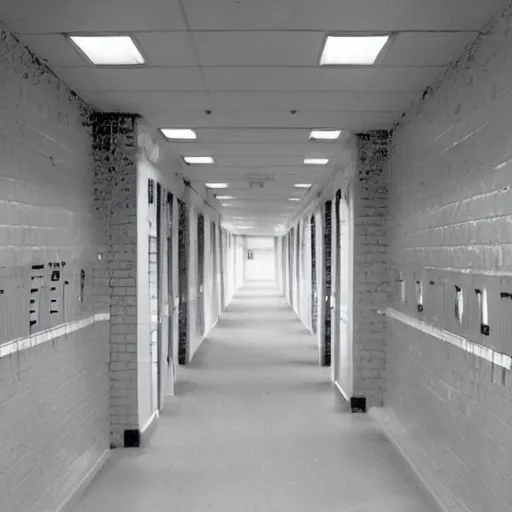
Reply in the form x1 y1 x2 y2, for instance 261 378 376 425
0 313 110 359
424 266 512 277
383 308 512 370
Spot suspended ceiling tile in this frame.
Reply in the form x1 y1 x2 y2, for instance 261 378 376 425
192 31 324 67
135 32 198 66
167 142 343 157
1 0 186 32
201 66 445 92
143 110 399 130
209 91 418 112
53 67 205 92
383 32 480 67
194 129 311 143
183 0 503 32
81 91 212 112
211 155 320 166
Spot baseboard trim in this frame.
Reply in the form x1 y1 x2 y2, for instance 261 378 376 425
141 409 159 442
369 407 466 512
334 380 350 403
56 449 110 512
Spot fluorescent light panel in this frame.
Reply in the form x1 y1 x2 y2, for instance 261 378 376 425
304 158 329 165
310 130 341 140
216 195 233 200
183 156 214 164
320 35 389 66
289 198 301 201
205 183 228 189
161 129 196 140
294 184 312 189
70 35 144 65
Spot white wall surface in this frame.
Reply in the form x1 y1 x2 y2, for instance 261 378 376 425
244 237 276 282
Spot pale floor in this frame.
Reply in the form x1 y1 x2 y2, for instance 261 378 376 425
73 283 440 512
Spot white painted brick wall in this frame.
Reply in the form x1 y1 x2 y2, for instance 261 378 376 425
386 4 512 511
92 113 139 447
0 25 110 512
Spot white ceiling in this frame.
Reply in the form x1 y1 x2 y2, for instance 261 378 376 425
1 0 505 235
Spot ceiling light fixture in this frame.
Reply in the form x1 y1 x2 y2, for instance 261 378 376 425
320 35 389 66
183 156 214 164
304 158 329 165
216 195 233 200
205 183 228 189
236 226 252 230
70 35 145 65
161 129 197 140
289 198 301 201
310 130 341 140
294 184 312 189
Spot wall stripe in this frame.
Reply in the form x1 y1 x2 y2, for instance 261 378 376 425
0 313 110 359
383 307 512 370
424 266 512 277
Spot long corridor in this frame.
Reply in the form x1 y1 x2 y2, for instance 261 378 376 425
73 284 439 512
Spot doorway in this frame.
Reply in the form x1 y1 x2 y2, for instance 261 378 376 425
165 191 175 395
211 222 219 319
288 228 294 307
311 214 318 334
336 187 353 398
178 199 189 365
332 190 342 381
197 214 205 338
148 180 161 412
322 200 332 367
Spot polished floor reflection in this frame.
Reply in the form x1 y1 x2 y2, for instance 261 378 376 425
73 283 440 512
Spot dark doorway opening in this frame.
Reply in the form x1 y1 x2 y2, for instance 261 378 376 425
211 222 219 319
197 214 205 338
322 200 332 367
311 214 318 334
178 199 189 365
166 192 174 369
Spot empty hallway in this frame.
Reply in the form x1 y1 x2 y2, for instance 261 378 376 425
72 284 438 512
3 1 512 511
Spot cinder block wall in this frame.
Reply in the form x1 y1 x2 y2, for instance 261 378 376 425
92 113 139 447
0 26 110 512
352 132 390 407
385 4 512 511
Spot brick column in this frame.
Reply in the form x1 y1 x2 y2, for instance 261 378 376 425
352 131 391 409
91 113 139 447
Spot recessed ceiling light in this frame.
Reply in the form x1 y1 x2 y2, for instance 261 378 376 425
70 35 145 65
289 198 301 201
205 183 228 189
236 226 252 230
216 195 233 200
161 129 197 140
304 158 329 165
310 130 342 140
183 156 214 164
320 35 389 66
294 184 312 189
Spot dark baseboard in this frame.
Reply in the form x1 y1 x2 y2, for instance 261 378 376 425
350 396 367 413
123 410 159 448
123 429 140 448
333 381 367 413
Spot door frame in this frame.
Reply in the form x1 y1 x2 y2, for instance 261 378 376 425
321 200 332 367
178 199 189 365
